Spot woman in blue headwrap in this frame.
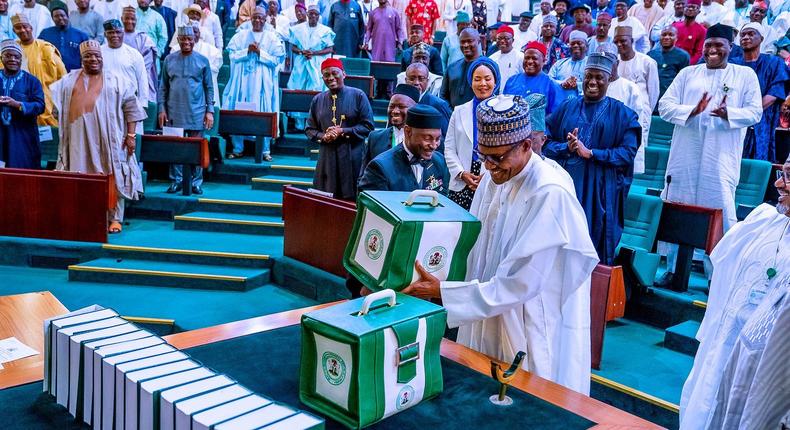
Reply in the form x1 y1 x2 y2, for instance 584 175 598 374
444 56 501 209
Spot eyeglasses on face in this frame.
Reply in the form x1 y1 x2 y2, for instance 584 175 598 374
474 142 522 166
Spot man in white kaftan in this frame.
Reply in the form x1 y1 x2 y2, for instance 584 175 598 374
101 18 149 112
679 159 790 430
9 0 52 37
222 6 284 159
489 25 525 93
402 95 599 395
657 24 762 282
52 40 145 232
286 5 334 92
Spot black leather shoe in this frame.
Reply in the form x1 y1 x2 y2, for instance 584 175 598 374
191 186 203 195
166 183 182 193
654 271 674 288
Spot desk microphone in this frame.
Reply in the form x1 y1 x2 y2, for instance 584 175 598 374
664 175 672 202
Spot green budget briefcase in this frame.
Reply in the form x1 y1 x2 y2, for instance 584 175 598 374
299 290 447 429
343 190 481 292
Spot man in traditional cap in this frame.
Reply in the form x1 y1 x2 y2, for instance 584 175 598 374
734 22 789 162
121 6 158 105
51 40 146 233
159 25 214 194
70 0 105 43
287 5 334 93
398 44 443 96
549 29 588 99
513 11 536 52
503 41 564 114
440 10 473 72
360 83 418 169
12 13 66 126
553 0 573 30
135 0 167 55
441 26 480 108
656 23 762 288
627 0 665 37
672 0 706 63
650 0 684 45
544 52 640 265
679 154 790 430
647 25 690 104
403 94 599 395
400 33 443 75
526 0 553 36
490 26 525 91
587 11 612 53
358 103 448 193
614 26 659 144
222 6 284 160
404 62 451 137
306 57 374 200
608 0 649 53
559 2 593 43
0 39 44 169
9 0 52 37
101 19 149 107
404 0 440 44
327 0 364 58
538 14 570 72
39 1 89 71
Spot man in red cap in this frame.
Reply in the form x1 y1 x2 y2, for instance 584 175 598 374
490 25 524 87
673 0 706 64
305 58 374 200
502 41 565 115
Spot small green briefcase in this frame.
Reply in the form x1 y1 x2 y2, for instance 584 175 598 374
299 290 447 429
343 190 481 292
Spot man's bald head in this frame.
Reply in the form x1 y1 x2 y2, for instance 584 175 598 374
405 62 430 92
459 28 481 61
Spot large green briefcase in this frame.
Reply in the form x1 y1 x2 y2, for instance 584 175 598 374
299 290 447 429
343 190 481 292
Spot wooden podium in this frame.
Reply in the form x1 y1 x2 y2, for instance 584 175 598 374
282 186 357 277
590 265 624 370
0 168 115 242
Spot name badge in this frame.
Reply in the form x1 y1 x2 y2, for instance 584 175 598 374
38 126 53 142
350 12 357 18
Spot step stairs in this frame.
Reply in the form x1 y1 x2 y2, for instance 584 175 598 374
251 174 313 191
195 196 283 217
664 320 700 356
174 211 284 235
68 258 270 291
102 242 272 268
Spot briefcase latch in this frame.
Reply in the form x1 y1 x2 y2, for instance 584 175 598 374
396 342 420 366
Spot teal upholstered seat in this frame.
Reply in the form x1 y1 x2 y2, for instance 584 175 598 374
39 126 59 167
433 31 447 43
143 101 158 134
218 64 231 85
735 158 772 219
648 116 673 149
340 57 371 76
206 106 226 159
617 193 664 287
631 146 670 194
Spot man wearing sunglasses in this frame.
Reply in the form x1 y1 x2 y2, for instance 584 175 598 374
680 156 790 430
401 94 599 395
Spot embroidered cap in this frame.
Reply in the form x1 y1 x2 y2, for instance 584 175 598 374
569 30 588 43
79 39 102 55
585 52 615 74
413 42 430 56
122 6 137 15
0 39 21 56
177 25 195 37
597 12 612 23
10 13 30 26
476 95 532 147
542 14 558 27
103 19 122 30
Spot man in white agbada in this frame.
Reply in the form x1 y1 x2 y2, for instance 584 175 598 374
222 6 284 160
679 158 790 430
401 94 599 394
101 18 148 108
489 25 524 94
9 0 52 37
52 40 146 234
608 0 650 53
657 23 762 285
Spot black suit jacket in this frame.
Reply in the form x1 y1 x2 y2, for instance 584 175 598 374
361 126 395 173
400 45 443 75
358 144 449 194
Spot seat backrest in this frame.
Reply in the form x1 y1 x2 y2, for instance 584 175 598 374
632 146 670 190
648 116 673 149
143 101 158 133
206 106 221 137
736 158 773 207
619 193 664 252
434 31 447 43
341 57 371 76
218 64 231 84
39 126 59 164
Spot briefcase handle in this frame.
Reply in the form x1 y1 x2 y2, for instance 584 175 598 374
358 289 397 316
404 190 439 207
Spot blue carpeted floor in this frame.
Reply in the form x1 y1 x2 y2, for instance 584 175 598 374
0 265 316 332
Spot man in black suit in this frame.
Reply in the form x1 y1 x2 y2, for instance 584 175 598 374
405 62 451 145
361 84 420 171
400 24 443 75
358 104 449 194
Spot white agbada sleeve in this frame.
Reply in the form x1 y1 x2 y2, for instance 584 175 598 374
644 55 660 111
719 66 763 130
658 66 695 125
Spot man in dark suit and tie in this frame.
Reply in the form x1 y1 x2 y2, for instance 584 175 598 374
404 62 451 147
358 104 449 194
361 84 420 170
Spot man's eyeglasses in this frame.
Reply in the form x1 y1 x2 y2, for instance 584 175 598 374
474 142 522 166
778 169 789 186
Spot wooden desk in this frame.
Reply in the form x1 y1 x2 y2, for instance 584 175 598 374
0 168 115 243
164 303 661 429
139 135 209 196
282 186 357 277
0 292 68 390
370 61 402 81
591 265 624 370
218 110 279 163
656 202 724 292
